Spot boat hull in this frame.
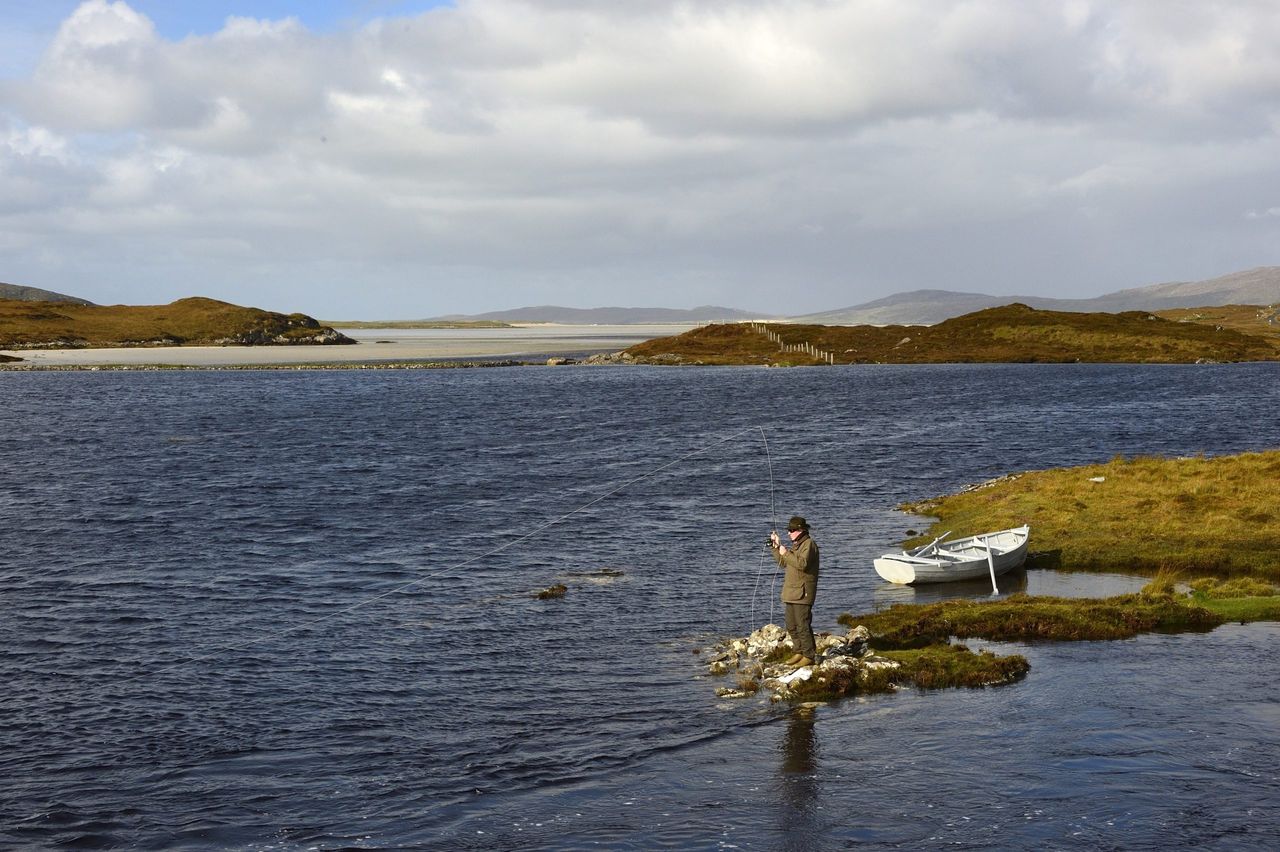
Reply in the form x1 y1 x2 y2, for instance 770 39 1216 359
873 525 1030 585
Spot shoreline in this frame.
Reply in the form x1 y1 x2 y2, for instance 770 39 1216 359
0 324 687 368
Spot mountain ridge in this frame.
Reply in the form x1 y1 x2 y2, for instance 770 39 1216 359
0 282 94 305
7 266 1278 326
428 304 767 324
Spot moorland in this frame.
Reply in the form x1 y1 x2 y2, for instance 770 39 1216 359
0 297 353 349
625 303 1280 365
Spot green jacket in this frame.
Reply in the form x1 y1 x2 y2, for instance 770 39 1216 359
772 533 819 604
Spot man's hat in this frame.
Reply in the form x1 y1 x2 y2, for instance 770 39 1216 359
787 515 809 532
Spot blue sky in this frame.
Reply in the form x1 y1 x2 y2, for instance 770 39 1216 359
2 1 1278 318
5 1 451 37
2 1 451 75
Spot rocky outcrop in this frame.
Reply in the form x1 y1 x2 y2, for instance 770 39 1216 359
704 623 901 702
581 351 707 366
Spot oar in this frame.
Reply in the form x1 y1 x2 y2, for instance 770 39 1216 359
909 530 951 557
984 536 999 595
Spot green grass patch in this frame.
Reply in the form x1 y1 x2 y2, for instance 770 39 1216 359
780 644 1029 701
898 449 1280 581
882 644 1030 689
1198 596 1280 622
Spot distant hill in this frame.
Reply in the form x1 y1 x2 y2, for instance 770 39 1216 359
0 297 355 349
430 305 766 324
0 282 94 305
621 304 1280 365
797 267 1280 325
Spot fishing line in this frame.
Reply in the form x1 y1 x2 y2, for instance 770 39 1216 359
147 423 774 678
749 426 779 633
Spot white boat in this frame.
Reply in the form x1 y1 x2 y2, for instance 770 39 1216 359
873 525 1030 585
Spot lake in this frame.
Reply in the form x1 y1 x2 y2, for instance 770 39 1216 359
2 363 1278 849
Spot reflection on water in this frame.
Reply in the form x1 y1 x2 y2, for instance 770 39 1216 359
777 708 820 851
871 568 1149 608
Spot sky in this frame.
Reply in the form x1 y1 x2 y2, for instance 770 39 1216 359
1 1 1279 319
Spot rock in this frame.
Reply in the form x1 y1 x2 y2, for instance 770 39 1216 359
819 625 870 658
546 357 576 366
776 667 813 685
535 583 567 600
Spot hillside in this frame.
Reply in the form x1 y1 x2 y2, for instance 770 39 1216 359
0 297 355 349
428 304 767 324
1154 304 1280 344
798 266 1280 325
0 282 93 305
623 304 1280 365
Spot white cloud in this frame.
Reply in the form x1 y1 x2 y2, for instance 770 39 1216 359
2 0 1279 316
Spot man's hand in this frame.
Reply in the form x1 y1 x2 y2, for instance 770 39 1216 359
769 530 780 547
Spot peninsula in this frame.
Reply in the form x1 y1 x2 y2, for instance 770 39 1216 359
0 296 354 350
621 303 1280 365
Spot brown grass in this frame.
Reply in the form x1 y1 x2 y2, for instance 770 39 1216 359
624 304 1280 365
1155 304 1280 347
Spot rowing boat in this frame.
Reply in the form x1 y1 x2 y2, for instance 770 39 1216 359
873 525 1030 585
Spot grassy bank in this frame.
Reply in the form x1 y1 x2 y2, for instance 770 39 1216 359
899 449 1280 581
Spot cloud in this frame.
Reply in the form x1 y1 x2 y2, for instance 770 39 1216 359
2 0 1280 316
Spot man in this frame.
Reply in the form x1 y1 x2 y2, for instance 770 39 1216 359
769 515 820 668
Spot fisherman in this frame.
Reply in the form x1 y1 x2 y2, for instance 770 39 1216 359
769 515 820 668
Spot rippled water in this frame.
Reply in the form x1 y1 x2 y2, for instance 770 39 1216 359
3 363 1278 849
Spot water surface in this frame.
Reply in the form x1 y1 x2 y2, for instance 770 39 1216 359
2 363 1277 849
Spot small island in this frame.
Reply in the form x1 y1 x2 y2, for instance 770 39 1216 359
704 449 1280 703
617 303 1280 366
0 296 355 351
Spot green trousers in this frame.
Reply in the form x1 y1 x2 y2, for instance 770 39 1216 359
784 602 816 659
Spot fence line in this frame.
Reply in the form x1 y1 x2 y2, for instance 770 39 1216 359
746 322 835 365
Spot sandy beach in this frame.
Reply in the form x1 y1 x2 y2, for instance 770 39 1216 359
0 324 697 367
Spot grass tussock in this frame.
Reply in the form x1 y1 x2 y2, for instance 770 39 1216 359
838 593 1224 648
882 644 1030 689
1189 576 1279 598
900 449 1280 581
